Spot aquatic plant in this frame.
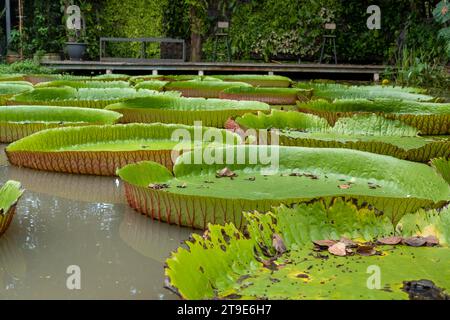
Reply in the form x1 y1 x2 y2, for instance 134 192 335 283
213 75 293 87
0 181 23 237
106 95 270 127
8 87 161 109
0 106 122 143
164 80 251 98
165 199 450 299
117 146 450 229
297 99 450 135
220 87 312 105
296 82 436 102
6 123 241 176
236 110 450 162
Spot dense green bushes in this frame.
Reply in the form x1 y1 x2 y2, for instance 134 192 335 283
4 0 448 66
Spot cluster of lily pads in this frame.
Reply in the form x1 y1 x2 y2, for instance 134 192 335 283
0 72 449 300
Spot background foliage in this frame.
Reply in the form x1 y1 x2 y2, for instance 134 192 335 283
2 0 449 66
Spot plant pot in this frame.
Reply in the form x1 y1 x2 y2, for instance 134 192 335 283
40 53 61 63
65 42 87 61
6 53 21 64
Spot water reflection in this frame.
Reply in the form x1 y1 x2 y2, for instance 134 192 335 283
0 145 194 299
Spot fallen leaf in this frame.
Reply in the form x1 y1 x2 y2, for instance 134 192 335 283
216 167 237 178
378 236 403 245
304 173 319 180
272 233 287 254
403 236 427 247
328 242 347 256
148 183 170 190
424 235 439 246
313 239 337 248
340 237 357 248
356 245 377 256
296 273 309 279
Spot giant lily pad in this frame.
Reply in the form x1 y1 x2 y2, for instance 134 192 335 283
164 80 252 98
165 199 450 300
106 95 270 127
36 80 131 89
6 123 240 175
431 158 450 185
0 81 33 105
220 87 312 105
297 99 450 135
117 146 450 229
296 82 436 102
0 106 122 143
134 80 169 91
7 87 161 109
236 110 450 162
0 181 23 237
213 75 292 87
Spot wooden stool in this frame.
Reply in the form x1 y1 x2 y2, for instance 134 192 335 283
319 23 337 64
213 21 231 62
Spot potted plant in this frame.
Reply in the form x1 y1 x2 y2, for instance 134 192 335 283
65 29 87 61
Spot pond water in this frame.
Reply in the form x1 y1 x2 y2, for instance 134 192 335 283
0 145 194 299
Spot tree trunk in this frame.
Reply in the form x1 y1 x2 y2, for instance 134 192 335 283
190 32 202 62
189 6 202 62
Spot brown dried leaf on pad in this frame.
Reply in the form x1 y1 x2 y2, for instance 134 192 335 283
148 183 170 190
356 245 377 256
313 239 337 248
340 237 358 248
216 167 238 178
377 236 403 245
424 235 439 247
403 236 427 247
328 242 347 256
272 233 287 255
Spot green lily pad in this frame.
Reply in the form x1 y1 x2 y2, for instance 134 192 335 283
296 82 435 102
36 80 131 89
213 75 293 87
117 146 450 229
0 181 24 237
8 87 165 109
106 95 270 128
165 199 450 300
297 99 450 135
134 80 169 91
0 106 122 143
0 81 34 105
220 87 312 105
6 123 241 176
236 110 449 162
431 157 450 185
165 80 252 98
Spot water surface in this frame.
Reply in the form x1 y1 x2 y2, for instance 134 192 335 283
0 145 193 299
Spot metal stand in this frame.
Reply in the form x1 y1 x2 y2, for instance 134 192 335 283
319 35 337 64
212 21 231 62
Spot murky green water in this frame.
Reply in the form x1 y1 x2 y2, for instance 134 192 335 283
0 145 194 299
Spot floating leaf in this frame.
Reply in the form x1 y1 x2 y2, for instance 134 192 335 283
0 181 24 237
118 146 450 228
165 200 450 300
